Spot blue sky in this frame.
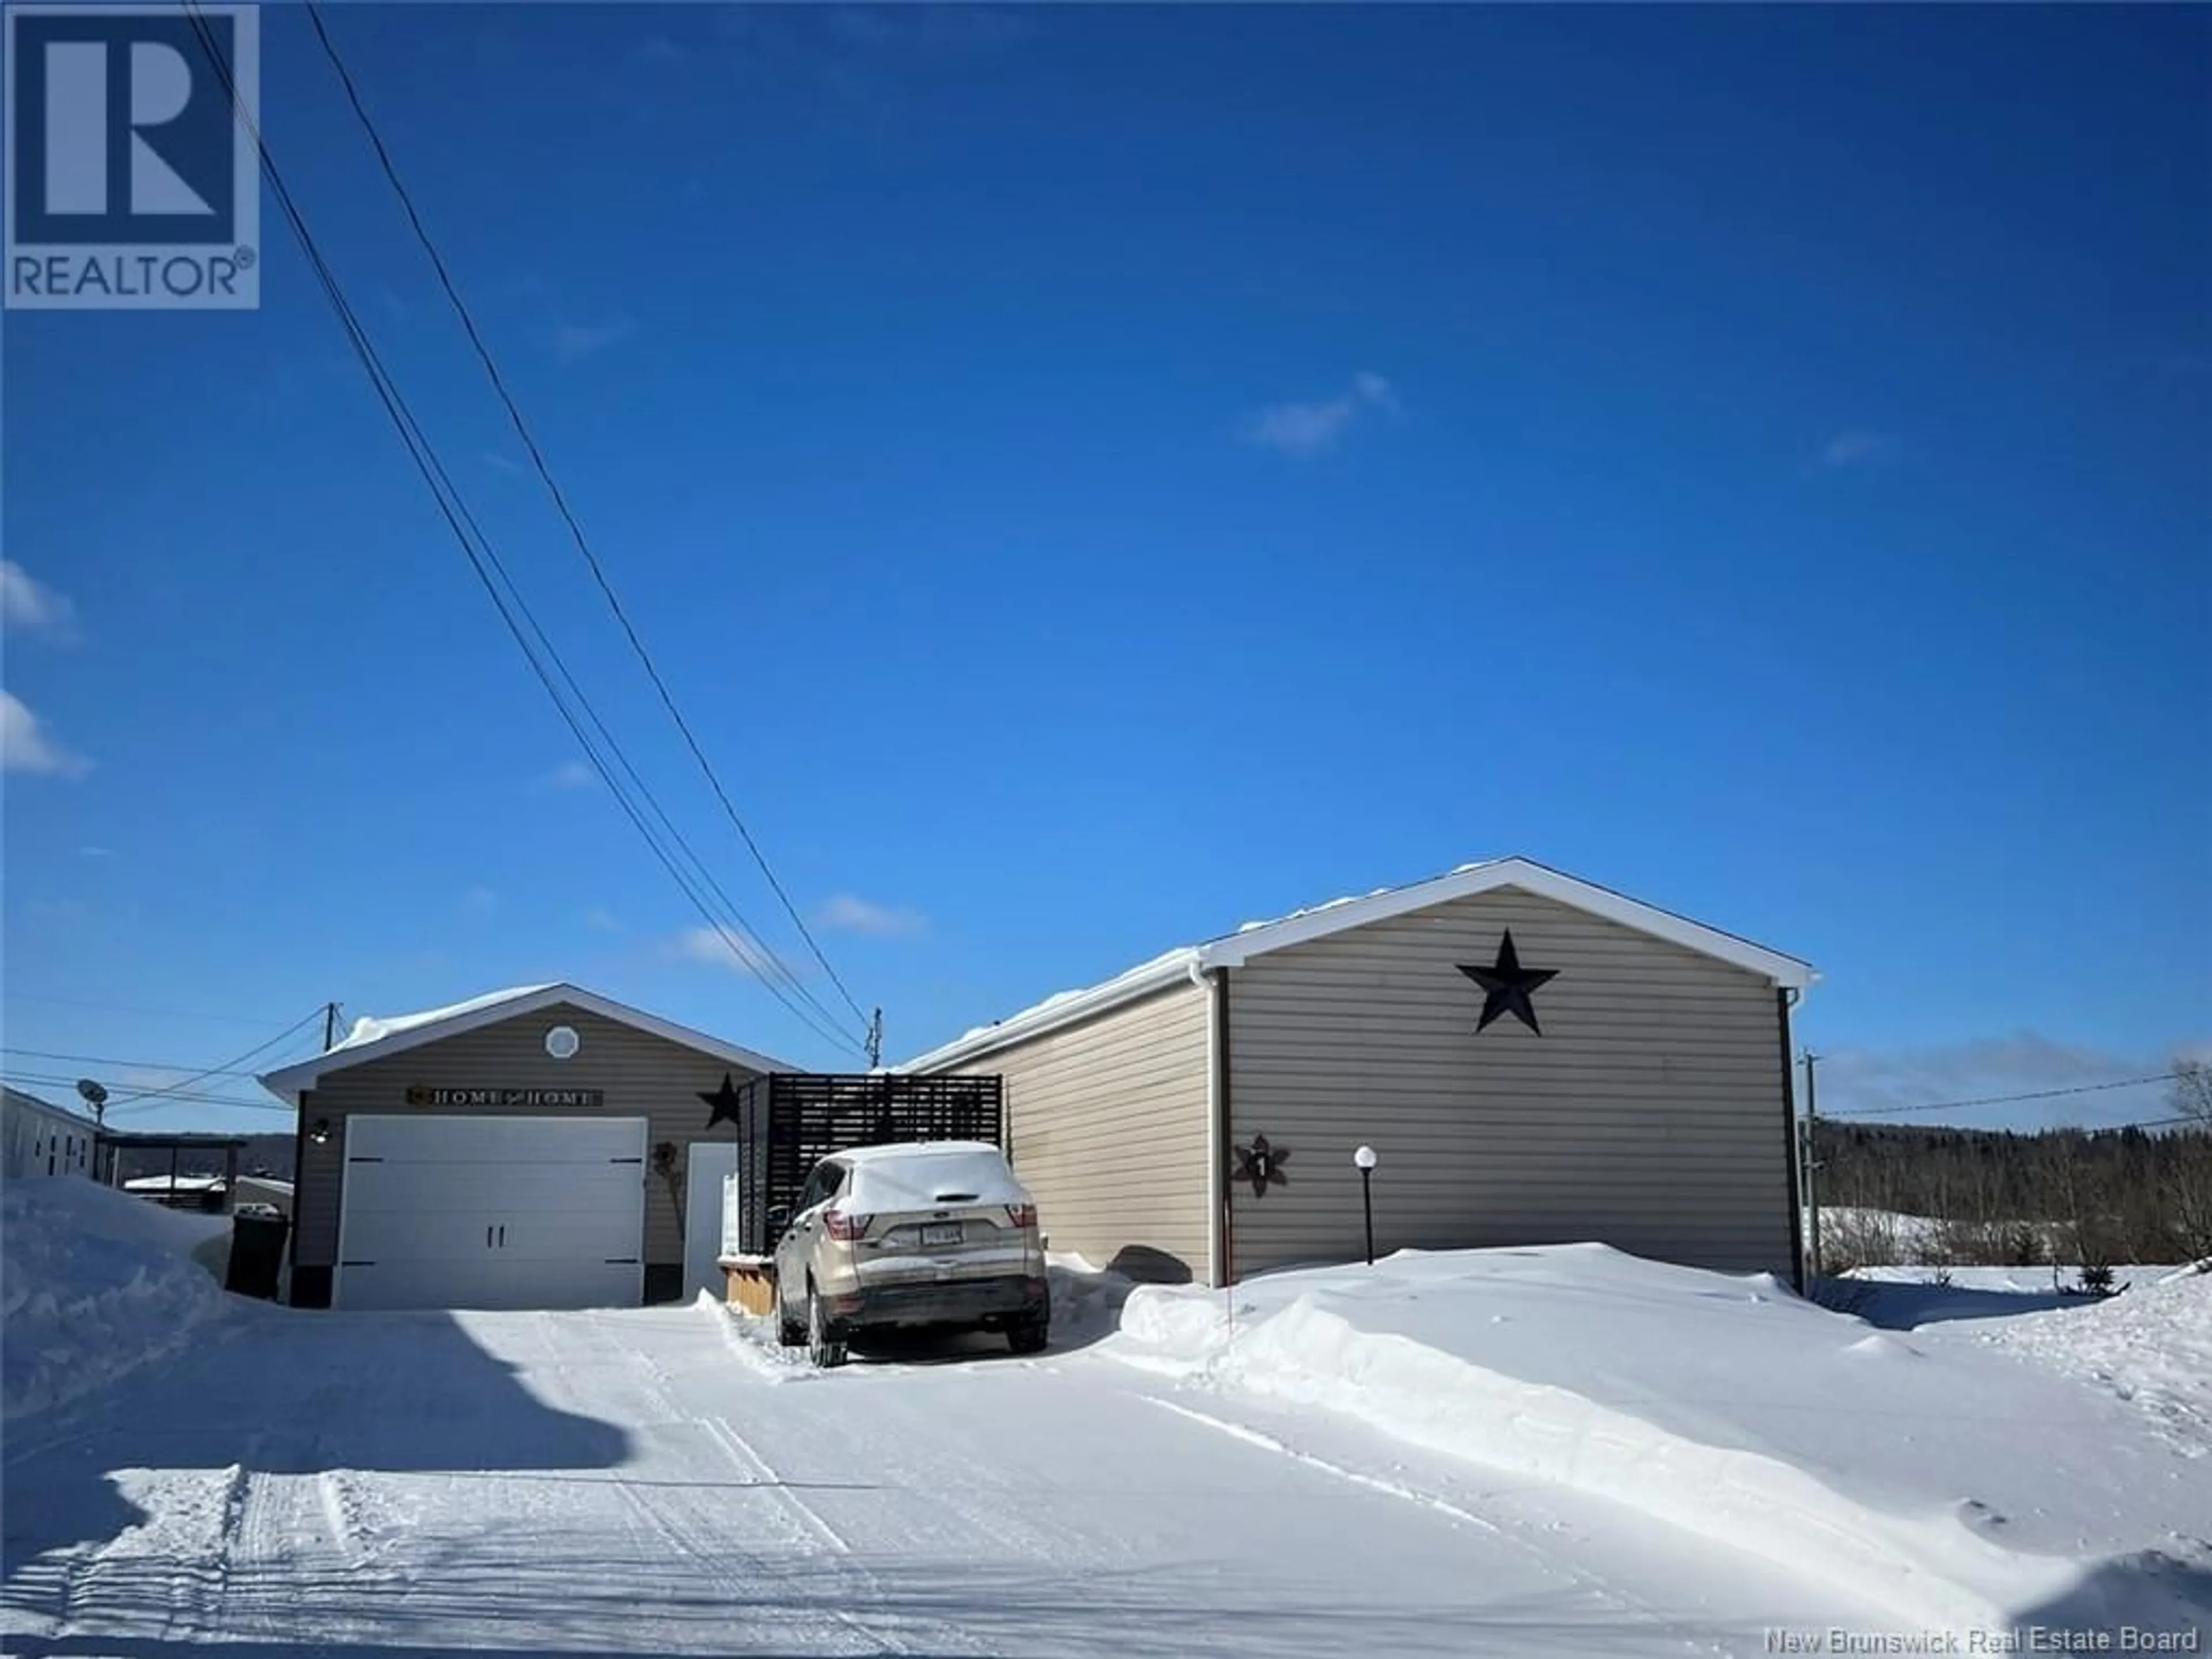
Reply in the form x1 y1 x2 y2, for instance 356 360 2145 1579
5 5 2207 1139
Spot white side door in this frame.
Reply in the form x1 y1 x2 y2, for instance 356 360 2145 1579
683 1142 739 1301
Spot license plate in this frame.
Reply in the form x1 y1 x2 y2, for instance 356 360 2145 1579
922 1222 963 1247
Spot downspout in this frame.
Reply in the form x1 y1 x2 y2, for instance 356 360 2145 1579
1778 986 1805 1296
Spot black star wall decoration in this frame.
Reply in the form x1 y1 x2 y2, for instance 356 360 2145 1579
699 1073 745 1131
1458 930 1559 1035
1232 1135 1290 1199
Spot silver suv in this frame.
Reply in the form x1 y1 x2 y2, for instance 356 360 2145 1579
771 1141 1048 1368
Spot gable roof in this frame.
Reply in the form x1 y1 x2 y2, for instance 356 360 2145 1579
259 982 798 1101
896 856 1813 1074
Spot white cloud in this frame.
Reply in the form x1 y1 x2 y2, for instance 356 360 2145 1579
1819 1033 2176 1122
552 316 639 363
0 691 90 777
1820 430 1899 470
584 906 623 933
1350 371 1400 415
816 893 926 937
1 561 77 639
461 885 499 915
539 759 597 791
1244 372 1399 459
481 450 527 477
79 845 114 858
671 925 781 979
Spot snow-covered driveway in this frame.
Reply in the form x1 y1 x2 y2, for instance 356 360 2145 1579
3 1300 1887 1658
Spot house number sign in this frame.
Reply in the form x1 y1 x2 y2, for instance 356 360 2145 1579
405 1086 605 1108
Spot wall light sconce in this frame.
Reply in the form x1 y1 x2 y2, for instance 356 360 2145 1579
310 1119 331 1145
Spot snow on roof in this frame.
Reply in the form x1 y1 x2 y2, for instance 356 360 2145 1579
259 982 798 1100
122 1175 226 1192
896 856 1813 1074
329 984 558 1055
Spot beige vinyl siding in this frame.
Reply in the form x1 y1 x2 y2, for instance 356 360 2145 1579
294 1003 766 1271
932 980 1212 1282
1228 885 1792 1281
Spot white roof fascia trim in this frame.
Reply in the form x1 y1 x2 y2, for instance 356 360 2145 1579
1200 857 1814 989
259 983 800 1100
897 858 1812 1073
894 950 1199 1075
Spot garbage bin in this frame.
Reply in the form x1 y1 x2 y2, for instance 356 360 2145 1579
225 1210 290 1300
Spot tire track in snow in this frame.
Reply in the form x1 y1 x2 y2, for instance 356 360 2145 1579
35 1461 253 1650
596 1312 1002 1657
1135 1392 1747 1658
554 1313 968 1657
314 1470 366 1569
1139 1396 1511 1531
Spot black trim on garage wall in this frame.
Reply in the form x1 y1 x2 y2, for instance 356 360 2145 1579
1211 966 1234 1287
287 1088 310 1279
1777 987 1805 1295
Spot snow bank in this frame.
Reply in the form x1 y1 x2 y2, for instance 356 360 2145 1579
1838 1263 2192 1334
3 1177 234 1419
1972 1271 2212 1456
1107 1245 2212 1628
1044 1252 1138 1347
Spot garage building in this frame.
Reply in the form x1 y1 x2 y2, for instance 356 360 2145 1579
896 857 1814 1290
260 984 793 1310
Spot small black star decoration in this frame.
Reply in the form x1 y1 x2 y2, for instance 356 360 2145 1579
1232 1134 1290 1199
1458 930 1559 1035
698 1072 745 1131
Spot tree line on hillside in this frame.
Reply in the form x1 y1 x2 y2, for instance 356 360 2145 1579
109 1132 296 1185
1814 1062 2212 1272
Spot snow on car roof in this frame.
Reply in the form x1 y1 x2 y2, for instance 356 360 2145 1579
833 1143 1028 1211
829 1141 1006 1165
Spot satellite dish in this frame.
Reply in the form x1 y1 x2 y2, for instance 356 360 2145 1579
75 1078 108 1108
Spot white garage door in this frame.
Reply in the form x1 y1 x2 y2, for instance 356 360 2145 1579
335 1115 647 1312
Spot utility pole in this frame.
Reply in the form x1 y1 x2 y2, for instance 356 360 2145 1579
865 1008 883 1070
1803 1049 1823 1280
323 1001 342 1052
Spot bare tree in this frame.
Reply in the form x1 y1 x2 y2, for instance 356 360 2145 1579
2172 1058 2212 1127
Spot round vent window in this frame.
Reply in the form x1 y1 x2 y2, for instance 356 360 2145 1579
545 1025 581 1060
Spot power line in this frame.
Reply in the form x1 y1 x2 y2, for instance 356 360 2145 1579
210 7 858 1058
181 5 864 1059
105 1008 328 1107
1823 1104 2203 1136
1 1072 289 1113
304 1 871 1036
2 1046 276 1078
1830 1073 2184 1120
2 992 299 1028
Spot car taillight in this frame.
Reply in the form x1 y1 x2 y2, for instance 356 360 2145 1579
823 1210 872 1241
1005 1203 1037 1229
